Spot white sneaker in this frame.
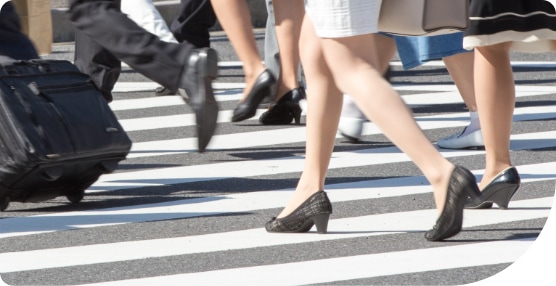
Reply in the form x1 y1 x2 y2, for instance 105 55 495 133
437 127 484 149
338 116 365 142
338 95 366 142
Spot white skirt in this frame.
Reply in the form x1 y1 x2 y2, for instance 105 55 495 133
305 0 382 38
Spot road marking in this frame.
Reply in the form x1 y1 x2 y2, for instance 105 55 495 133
1 162 554 239
0 197 550 273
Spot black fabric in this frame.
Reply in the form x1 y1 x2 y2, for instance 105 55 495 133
466 0 556 36
171 0 216 48
69 0 195 101
0 2 40 60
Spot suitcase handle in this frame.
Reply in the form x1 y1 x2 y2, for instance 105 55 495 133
0 60 53 75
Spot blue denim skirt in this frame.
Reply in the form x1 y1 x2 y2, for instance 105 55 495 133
390 32 472 70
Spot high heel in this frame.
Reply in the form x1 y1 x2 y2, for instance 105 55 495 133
465 166 521 209
425 166 482 241
259 87 306 125
265 191 333 234
232 69 277 122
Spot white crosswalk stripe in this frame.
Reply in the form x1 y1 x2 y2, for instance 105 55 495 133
0 60 554 286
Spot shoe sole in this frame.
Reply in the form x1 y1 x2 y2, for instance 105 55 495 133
437 144 485 150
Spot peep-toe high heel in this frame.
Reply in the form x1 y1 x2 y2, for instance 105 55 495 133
465 166 521 209
425 166 482 241
265 191 333 234
259 87 305 125
232 69 277 122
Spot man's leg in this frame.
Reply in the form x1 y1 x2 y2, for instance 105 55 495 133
69 0 219 152
171 0 216 48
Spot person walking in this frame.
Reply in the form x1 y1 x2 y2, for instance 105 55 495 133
68 0 219 153
259 0 306 125
462 0 556 209
264 1 482 241
120 0 217 97
338 32 483 150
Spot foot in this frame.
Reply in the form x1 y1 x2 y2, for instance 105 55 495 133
338 117 365 142
178 48 219 153
425 166 482 241
154 86 176 96
437 127 484 150
338 96 366 142
232 69 276 122
259 87 305 125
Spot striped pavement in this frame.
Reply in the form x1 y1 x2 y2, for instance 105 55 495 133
0 59 555 285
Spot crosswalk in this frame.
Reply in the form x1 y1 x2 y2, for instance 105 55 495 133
0 60 555 285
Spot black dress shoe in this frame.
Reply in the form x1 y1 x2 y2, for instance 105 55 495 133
425 166 482 241
265 191 333 234
232 69 276 122
154 86 176 96
178 48 219 153
259 87 305 125
465 166 521 209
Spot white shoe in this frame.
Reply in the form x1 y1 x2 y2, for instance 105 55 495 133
437 127 484 149
338 116 365 142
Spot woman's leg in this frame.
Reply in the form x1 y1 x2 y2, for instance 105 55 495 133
272 0 305 99
473 43 514 188
443 51 477 113
320 34 454 213
436 51 484 149
210 0 266 100
276 15 343 218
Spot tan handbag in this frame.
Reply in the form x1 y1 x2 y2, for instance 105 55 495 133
378 0 469 36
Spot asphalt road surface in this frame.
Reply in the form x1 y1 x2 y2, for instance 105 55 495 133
1 31 555 285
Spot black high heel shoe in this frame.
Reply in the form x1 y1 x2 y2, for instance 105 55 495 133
232 69 276 122
259 87 306 125
265 191 333 234
465 166 521 209
425 166 482 241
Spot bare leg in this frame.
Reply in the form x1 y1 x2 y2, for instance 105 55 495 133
474 43 514 188
320 34 455 213
210 0 265 100
371 33 397 75
278 18 454 217
272 0 304 99
277 15 343 218
337 33 396 141
443 51 477 112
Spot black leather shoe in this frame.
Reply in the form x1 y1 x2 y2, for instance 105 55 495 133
259 87 305 125
425 166 482 241
265 191 333 234
154 86 176 96
465 166 521 209
178 48 219 153
232 69 276 122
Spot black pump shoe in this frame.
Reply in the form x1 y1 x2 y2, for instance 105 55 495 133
265 191 333 234
232 69 276 122
465 166 521 209
425 166 482 241
178 48 219 153
259 87 305 125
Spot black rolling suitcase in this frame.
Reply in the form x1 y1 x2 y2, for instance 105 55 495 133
0 59 132 211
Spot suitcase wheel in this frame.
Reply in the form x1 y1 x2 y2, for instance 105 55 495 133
66 190 84 204
65 181 94 204
0 195 9 211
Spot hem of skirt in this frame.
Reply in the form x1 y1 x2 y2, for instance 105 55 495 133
316 28 379 39
463 29 556 52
